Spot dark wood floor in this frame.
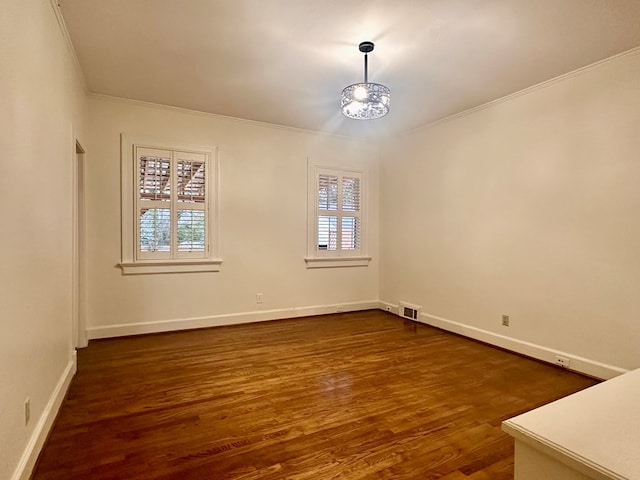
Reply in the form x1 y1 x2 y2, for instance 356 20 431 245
33 310 598 480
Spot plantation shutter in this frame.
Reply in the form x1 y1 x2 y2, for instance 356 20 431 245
175 151 207 257
135 147 209 260
318 173 338 251
137 147 172 259
316 169 362 255
341 175 360 251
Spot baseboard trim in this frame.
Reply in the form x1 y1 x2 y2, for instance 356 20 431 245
378 301 627 380
90 300 627 379
87 301 379 339
12 351 77 480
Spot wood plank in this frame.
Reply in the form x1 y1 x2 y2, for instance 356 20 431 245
32 310 598 479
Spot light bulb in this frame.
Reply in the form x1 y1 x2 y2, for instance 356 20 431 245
353 86 368 101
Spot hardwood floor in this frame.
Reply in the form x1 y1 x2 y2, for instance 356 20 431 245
33 310 598 479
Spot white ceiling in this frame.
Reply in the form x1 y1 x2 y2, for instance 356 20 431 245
59 0 640 137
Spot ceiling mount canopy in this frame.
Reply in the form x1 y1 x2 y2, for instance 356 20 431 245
341 41 390 120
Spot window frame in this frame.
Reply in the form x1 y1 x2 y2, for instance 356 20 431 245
119 134 221 275
305 162 371 269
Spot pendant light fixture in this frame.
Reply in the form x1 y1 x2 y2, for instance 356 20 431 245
341 41 390 120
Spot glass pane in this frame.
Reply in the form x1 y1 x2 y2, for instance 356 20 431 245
341 216 360 250
177 161 206 203
139 156 171 201
318 215 337 251
342 177 360 212
139 208 170 252
318 175 338 211
177 210 206 252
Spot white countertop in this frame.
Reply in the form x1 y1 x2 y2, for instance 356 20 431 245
503 368 640 480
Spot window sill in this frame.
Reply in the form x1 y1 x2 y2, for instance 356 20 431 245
304 256 371 269
118 259 223 275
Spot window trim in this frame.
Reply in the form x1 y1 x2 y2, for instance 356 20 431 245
305 160 370 268
119 134 222 275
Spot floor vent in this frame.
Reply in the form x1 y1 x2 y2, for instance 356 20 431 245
399 301 422 321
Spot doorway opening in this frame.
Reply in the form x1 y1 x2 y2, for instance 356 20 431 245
73 140 88 348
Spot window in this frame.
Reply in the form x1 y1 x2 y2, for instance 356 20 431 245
306 165 370 268
119 135 221 274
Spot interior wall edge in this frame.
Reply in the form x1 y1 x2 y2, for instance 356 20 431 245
378 301 627 381
87 300 380 340
10 353 77 480
48 0 87 91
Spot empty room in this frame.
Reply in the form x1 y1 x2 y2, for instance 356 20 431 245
2 1 640 479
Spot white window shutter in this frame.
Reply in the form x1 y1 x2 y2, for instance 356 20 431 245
135 147 209 260
314 168 362 256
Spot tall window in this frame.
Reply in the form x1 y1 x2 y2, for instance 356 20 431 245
317 170 361 253
119 136 220 274
306 165 370 268
137 148 208 259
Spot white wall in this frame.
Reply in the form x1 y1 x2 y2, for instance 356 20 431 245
380 49 640 375
0 1 86 479
85 96 379 337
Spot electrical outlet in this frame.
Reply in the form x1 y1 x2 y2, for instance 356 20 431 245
501 314 510 327
555 356 571 369
24 398 30 425
256 293 263 304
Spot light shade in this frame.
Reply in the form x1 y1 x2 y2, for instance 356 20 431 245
341 82 390 120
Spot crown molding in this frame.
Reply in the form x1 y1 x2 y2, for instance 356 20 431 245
87 93 370 142
404 45 640 136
